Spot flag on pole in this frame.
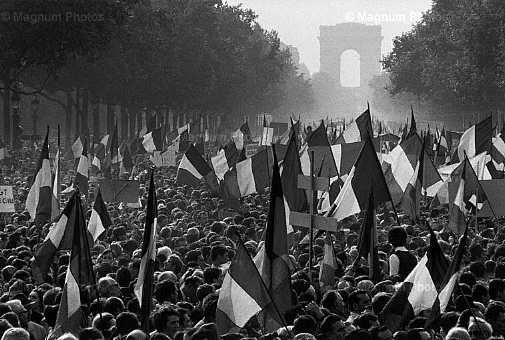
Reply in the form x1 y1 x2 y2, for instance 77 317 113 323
457 116 492 161
259 115 274 146
176 144 215 187
338 107 373 144
53 126 61 213
216 236 269 335
398 139 426 222
119 142 134 175
75 137 89 197
134 170 157 333
357 185 380 283
142 127 163 153
406 106 417 139
87 188 112 242
425 224 469 329
53 189 94 337
326 133 393 222
31 191 90 284
379 226 449 332
71 136 83 159
447 155 488 235
26 128 59 226
232 120 252 150
307 121 338 178
253 147 292 332
211 142 240 180
281 129 309 220
319 232 337 290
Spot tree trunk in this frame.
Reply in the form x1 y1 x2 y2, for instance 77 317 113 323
106 104 115 134
65 91 72 154
2 88 11 145
129 106 136 139
75 88 81 140
92 96 100 139
81 88 89 136
120 105 128 141
137 109 143 134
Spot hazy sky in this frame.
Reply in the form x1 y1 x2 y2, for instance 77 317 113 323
225 0 433 75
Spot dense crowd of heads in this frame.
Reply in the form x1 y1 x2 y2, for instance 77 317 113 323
0 145 504 340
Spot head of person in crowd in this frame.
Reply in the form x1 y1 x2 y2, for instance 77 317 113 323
319 314 347 340
1 328 29 340
467 317 492 340
209 245 229 268
154 307 180 339
78 328 104 340
97 277 121 299
348 290 371 315
125 329 148 340
484 301 505 337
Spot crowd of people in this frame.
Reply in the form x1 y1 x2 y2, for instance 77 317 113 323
0 142 504 340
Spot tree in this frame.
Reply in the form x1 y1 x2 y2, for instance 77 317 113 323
383 0 505 122
0 0 130 143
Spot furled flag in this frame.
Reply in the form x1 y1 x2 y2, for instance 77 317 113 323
447 155 489 235
134 170 157 333
176 144 216 188
109 124 119 164
142 127 163 153
253 148 293 332
281 129 309 222
26 129 59 226
259 115 274 146
425 223 469 329
457 115 492 161
216 235 270 335
232 120 252 150
53 189 94 337
75 137 89 197
337 106 373 144
307 121 338 178
31 191 90 284
379 225 449 332
319 232 337 291
357 185 380 283
406 106 417 140
53 127 61 212
398 139 426 222
326 133 393 222
119 142 134 176
87 188 112 242
71 136 83 159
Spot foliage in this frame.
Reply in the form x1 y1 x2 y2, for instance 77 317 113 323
383 0 505 113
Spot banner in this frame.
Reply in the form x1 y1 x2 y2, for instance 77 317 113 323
97 180 140 203
0 186 14 213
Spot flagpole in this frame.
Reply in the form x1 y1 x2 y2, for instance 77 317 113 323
235 232 292 338
309 150 316 284
56 124 61 207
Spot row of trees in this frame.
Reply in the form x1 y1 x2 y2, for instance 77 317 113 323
1 0 313 148
383 0 505 120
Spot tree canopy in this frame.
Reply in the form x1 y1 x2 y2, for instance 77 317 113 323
383 0 505 114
